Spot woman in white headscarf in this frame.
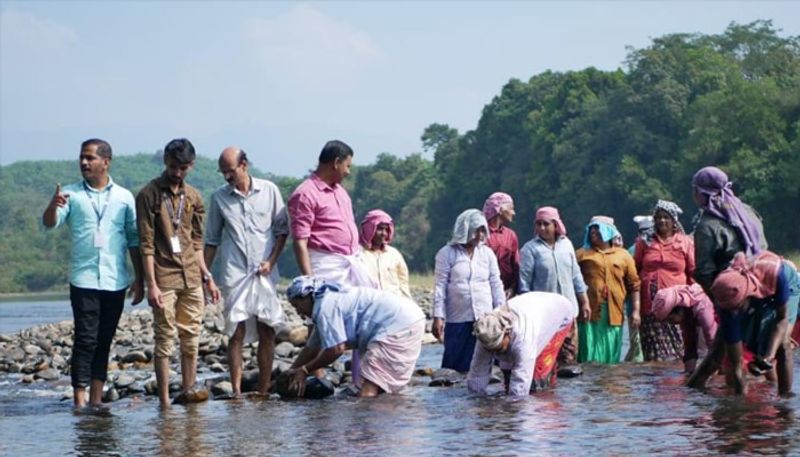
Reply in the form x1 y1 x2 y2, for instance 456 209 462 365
467 292 578 396
432 209 506 372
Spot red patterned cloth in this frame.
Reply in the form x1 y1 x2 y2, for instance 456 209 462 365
532 322 573 391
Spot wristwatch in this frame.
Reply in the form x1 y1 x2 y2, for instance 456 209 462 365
202 273 214 284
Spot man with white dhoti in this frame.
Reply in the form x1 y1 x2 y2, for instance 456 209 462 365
288 140 376 382
204 147 289 396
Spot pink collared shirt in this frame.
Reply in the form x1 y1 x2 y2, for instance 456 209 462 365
288 173 359 256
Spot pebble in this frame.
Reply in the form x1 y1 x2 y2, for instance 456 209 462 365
274 342 295 358
115 374 135 388
211 381 233 398
121 351 149 364
103 387 120 402
35 368 60 381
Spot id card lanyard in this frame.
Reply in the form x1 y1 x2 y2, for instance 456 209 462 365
85 181 111 249
163 191 185 254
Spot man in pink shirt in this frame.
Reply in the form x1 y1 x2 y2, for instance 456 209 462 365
288 140 376 383
288 140 374 284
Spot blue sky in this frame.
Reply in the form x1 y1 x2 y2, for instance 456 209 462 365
1 1 799 177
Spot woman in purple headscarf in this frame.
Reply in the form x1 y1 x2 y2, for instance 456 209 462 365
687 166 769 391
691 166 767 293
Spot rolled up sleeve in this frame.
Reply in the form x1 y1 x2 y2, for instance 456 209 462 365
288 192 314 240
204 194 223 247
272 186 290 237
135 191 156 257
191 195 205 251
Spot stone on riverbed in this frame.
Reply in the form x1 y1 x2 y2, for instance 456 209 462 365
114 374 135 388
274 342 295 358
429 368 463 387
35 368 60 381
211 381 233 398
121 351 149 364
103 387 120 403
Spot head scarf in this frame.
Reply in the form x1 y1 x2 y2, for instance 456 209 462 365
450 209 489 245
483 192 514 221
286 275 342 301
360 209 394 248
642 200 685 245
651 284 708 321
692 166 763 256
535 206 567 237
473 306 517 351
633 215 654 233
710 251 782 310
582 217 621 250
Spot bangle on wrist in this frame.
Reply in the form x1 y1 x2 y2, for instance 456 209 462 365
301 365 309 375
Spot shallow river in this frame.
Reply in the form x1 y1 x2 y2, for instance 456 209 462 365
2 301 800 455
2 345 800 456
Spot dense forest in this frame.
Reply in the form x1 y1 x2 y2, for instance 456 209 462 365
1 21 798 293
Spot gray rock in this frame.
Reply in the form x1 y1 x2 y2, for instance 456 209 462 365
103 387 120 402
211 381 233 398
429 368 464 387
144 379 158 395
210 362 226 373
115 374 135 388
204 354 224 365
23 345 41 355
8 348 26 361
274 342 295 358
241 369 260 392
121 351 149 364
169 380 183 393
51 354 66 369
35 368 60 381
21 374 34 383
325 371 343 386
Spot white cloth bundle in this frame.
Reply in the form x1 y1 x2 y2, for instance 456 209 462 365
224 268 285 345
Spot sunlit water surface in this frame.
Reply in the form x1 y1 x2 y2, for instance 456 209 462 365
2 301 800 455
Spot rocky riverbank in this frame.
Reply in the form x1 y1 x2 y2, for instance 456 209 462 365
0 287 469 402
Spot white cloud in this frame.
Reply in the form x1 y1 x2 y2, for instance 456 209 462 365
243 4 381 86
0 9 78 54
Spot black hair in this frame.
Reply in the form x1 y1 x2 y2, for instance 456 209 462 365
81 138 112 159
238 149 249 165
318 140 353 164
164 138 196 164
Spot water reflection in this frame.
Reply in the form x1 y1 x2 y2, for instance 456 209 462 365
154 405 211 457
73 414 121 457
3 348 800 455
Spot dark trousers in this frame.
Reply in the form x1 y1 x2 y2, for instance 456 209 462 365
69 284 126 388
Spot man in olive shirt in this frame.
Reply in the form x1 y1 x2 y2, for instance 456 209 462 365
136 138 220 408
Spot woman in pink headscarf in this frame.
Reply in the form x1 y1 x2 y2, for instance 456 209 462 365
689 251 799 396
651 284 717 373
483 192 520 298
359 209 412 299
519 206 590 365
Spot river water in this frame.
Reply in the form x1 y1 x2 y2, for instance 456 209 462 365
2 301 800 455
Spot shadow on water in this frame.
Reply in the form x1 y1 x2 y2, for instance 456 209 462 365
2 346 800 456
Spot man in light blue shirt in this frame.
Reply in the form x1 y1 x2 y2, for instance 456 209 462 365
42 138 143 411
204 146 289 397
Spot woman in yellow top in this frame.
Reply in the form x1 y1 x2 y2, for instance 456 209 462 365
576 217 641 364
358 209 412 299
